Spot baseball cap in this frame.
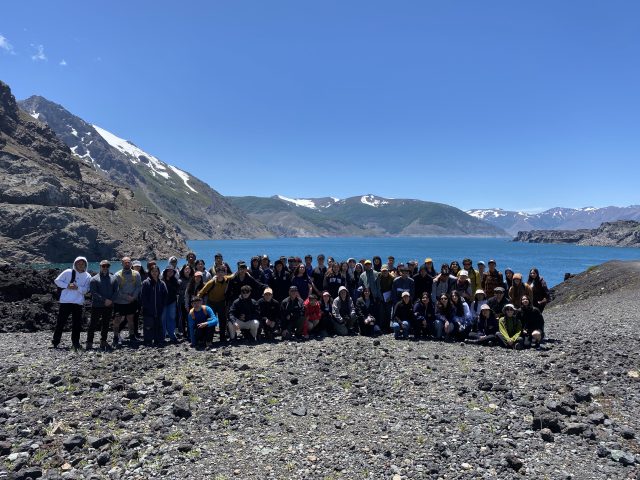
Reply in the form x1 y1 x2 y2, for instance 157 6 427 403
99 260 111 266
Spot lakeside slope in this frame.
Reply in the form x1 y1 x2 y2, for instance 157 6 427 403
514 220 640 248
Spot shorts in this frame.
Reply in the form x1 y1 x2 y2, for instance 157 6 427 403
114 301 138 316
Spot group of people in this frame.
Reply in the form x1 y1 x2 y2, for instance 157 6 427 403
52 252 550 351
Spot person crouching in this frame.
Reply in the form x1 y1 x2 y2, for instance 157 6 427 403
188 296 218 349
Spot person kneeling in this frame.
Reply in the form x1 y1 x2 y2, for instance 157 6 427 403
188 296 218 348
518 295 544 349
466 304 498 346
392 291 415 339
496 304 524 349
228 285 261 341
302 294 322 339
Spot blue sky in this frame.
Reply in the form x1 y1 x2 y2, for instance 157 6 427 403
2 1 639 212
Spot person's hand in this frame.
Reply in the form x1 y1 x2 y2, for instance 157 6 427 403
68 283 78 290
104 299 112 307
240 314 245 321
127 295 134 302
197 322 208 329
235 323 241 332
422 320 427 327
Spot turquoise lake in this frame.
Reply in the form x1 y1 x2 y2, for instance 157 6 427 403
180 237 639 288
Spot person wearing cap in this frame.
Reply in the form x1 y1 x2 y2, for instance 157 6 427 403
269 259 292 303
112 256 142 347
424 258 437 279
481 260 504 298
461 258 480 295
228 285 260 341
258 287 280 339
487 287 509 316
453 270 473 303
497 304 523 349
310 254 327 297
432 264 456 300
517 295 545 349
392 291 414 339
508 273 533 308
140 265 168 347
391 264 415 304
198 266 231 342
86 260 119 350
477 261 486 280
280 285 305 339
168 256 179 270
413 292 435 339
332 286 356 335
161 265 180 342
187 296 218 348
466 304 498 346
470 289 488 328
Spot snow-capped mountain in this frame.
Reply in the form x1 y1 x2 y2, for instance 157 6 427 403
18 95 271 240
467 206 640 235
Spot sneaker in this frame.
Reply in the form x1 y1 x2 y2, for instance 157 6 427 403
85 342 93 351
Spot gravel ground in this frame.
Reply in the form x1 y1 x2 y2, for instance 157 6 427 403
0 264 639 480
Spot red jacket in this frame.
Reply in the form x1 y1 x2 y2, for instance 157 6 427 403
303 298 322 321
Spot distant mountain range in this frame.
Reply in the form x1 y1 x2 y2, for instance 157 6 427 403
18 96 271 240
466 207 640 236
228 195 507 237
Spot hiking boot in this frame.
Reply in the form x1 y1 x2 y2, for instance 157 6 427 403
85 342 93 351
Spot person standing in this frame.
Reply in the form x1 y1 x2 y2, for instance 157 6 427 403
52 256 91 350
86 260 119 350
112 257 142 347
140 265 167 347
198 266 230 342
481 259 504 298
161 265 180 342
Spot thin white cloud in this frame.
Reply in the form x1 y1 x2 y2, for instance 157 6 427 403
59 59 67 66
0 34 15 54
31 44 47 61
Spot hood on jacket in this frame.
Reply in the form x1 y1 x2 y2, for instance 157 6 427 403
73 256 88 271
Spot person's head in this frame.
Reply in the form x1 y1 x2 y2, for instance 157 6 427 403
182 264 192 278
450 291 461 304
289 285 298 299
387 256 395 267
400 265 409 277
339 261 349 274
263 287 273 300
477 261 486 272
458 270 468 281
528 268 540 282
194 271 203 283
274 259 283 272
348 258 356 268
195 259 206 271
186 252 197 264
99 259 110 274
372 256 382 267
304 254 313 266
505 268 514 279
214 253 223 264
440 263 449 275
237 262 248 275
362 259 372 270
122 256 132 270
215 266 226 280
296 264 306 276
424 257 433 269
322 291 331 303
503 304 515 317
132 260 142 272
191 296 203 307
355 263 363 275
169 256 178 267
462 258 473 270
480 303 491 318
521 295 530 307
338 286 348 299
327 257 335 268
261 255 270 268
381 265 389 276
401 291 410 304
438 294 450 310
513 273 522 285
251 256 260 268
418 265 428 276
149 265 160 279
331 262 340 273
488 259 497 271
146 260 156 271
73 257 87 272
421 292 430 304
164 266 175 278
494 287 505 298
362 286 371 298
317 254 325 265
449 261 460 274
474 289 486 300
308 293 318 304
240 285 252 298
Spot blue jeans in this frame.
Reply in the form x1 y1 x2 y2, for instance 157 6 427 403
433 319 444 339
392 320 410 339
161 302 177 341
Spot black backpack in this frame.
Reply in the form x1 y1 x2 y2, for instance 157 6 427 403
56 269 76 300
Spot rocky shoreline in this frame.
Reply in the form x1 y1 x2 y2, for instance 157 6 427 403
513 220 640 248
0 262 639 479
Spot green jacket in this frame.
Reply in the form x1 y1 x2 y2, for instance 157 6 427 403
499 315 522 343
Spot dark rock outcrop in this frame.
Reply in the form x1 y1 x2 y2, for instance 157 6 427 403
513 220 640 248
0 80 188 263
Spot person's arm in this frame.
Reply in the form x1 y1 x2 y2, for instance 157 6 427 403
132 273 142 299
90 277 104 304
203 306 218 328
414 303 425 323
54 269 71 289
199 279 213 298
228 300 239 324
349 298 356 318
498 318 510 341
332 299 343 323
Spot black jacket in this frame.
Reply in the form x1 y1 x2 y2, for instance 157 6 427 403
280 296 304 331
229 297 260 322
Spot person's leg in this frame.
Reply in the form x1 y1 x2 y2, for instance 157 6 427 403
332 320 348 336
392 321 401 339
402 321 410 339
153 316 165 346
227 321 237 340
433 319 443 339
87 307 100 348
143 316 153 346
126 312 136 340
514 336 524 350
248 320 260 340
212 302 227 342
70 304 83 347
52 303 71 346
112 307 122 345
295 315 305 338
100 307 112 346
302 316 309 338
166 303 177 341
495 332 509 348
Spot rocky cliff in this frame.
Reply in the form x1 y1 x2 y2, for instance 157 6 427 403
513 220 640 248
0 80 188 263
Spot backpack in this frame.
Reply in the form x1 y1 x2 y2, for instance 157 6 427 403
56 269 76 300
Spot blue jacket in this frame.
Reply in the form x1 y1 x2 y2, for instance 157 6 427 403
188 305 218 345
140 278 167 318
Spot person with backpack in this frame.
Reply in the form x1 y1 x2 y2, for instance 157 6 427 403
112 257 142 347
52 256 92 350
187 296 218 348
86 260 119 351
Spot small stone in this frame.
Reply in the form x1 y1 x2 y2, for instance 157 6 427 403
573 388 592 403
620 427 635 439
292 407 307 417
461 462 472 470
588 386 603 398
540 428 554 442
97 451 110 466
61 462 72 471
172 401 192 419
290 378 299 385
0 441 11 455
177 443 193 452
610 449 635 466
478 380 493 391
307 455 317 462
588 412 606 425
88 434 115 449
505 454 523 471
238 364 250 371
125 390 139 400
596 445 610 458
62 434 86 452
392 475 402 480
373 340 381 346
564 423 588 435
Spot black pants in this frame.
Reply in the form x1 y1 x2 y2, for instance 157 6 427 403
53 303 83 347
87 306 112 344
467 332 497 345
210 301 227 341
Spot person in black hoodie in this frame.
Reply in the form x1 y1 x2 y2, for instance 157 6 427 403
141 265 168 347
225 262 266 303
228 285 260 341
413 265 434 303
249 256 266 284
257 288 280 339
269 260 292 303
413 292 435 339
466 304 498 346
355 287 380 336
518 295 545 348
161 266 180 342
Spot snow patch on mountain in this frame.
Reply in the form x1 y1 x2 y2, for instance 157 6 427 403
29 111 40 120
360 195 390 208
169 165 197 194
277 195 318 209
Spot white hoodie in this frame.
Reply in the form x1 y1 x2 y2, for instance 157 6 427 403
54 256 92 305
